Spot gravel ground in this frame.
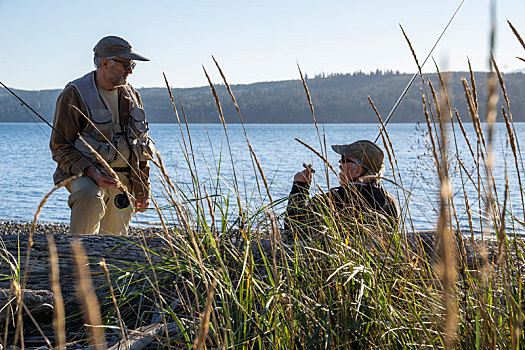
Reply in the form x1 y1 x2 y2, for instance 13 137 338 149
0 220 515 264
0 220 167 236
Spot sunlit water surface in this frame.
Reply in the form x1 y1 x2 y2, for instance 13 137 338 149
1 122 524 233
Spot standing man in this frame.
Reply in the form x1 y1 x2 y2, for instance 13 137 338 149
50 36 154 235
284 140 399 234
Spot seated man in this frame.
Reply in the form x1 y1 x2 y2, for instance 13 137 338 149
284 140 399 236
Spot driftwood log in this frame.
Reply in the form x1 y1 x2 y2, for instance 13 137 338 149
0 230 496 301
0 234 169 306
108 321 181 350
0 227 505 349
0 288 54 325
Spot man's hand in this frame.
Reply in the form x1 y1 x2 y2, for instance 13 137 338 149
293 163 314 185
85 166 119 188
135 197 149 212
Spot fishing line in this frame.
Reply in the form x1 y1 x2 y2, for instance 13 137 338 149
0 81 133 209
374 0 466 143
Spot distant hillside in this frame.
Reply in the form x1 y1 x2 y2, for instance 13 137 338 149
1 71 524 123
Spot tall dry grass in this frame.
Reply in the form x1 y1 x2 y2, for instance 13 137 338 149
1 19 525 350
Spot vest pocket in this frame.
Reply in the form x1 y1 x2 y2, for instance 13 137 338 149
128 107 149 139
75 134 117 164
90 108 114 142
130 137 156 162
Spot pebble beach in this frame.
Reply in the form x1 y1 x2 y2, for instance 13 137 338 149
0 220 166 236
0 220 519 267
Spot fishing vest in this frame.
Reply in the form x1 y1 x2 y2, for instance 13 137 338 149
68 71 154 165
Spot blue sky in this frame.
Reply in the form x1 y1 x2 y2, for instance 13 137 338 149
0 0 524 90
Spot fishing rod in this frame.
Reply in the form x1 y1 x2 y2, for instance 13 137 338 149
0 80 134 209
374 0 466 143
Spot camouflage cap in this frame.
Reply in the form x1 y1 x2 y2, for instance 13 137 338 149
331 140 384 173
93 36 149 61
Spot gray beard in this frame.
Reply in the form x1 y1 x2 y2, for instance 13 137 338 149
107 68 127 87
109 74 127 87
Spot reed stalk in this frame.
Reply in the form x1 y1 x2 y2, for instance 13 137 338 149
297 64 330 188
163 73 203 212
492 57 525 222
468 59 479 112
433 74 457 349
12 174 81 349
211 56 264 200
293 137 338 177
507 20 525 50
47 234 66 350
100 259 129 350
72 240 107 350
211 58 273 206
202 66 247 230
434 68 469 263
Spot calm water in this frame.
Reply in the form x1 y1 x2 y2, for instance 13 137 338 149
0 122 524 232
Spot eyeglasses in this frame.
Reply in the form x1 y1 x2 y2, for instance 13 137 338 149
340 156 361 166
110 58 136 71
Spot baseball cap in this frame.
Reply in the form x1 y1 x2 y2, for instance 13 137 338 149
93 36 149 61
331 140 384 173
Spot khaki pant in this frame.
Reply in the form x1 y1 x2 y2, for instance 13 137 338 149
66 174 133 235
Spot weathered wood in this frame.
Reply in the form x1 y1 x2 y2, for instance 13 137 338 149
0 289 54 324
107 322 180 350
0 234 169 304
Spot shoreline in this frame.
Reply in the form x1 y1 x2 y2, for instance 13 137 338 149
1 220 520 259
0 220 166 236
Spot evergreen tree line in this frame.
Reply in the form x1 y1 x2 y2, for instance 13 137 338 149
1 71 524 124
